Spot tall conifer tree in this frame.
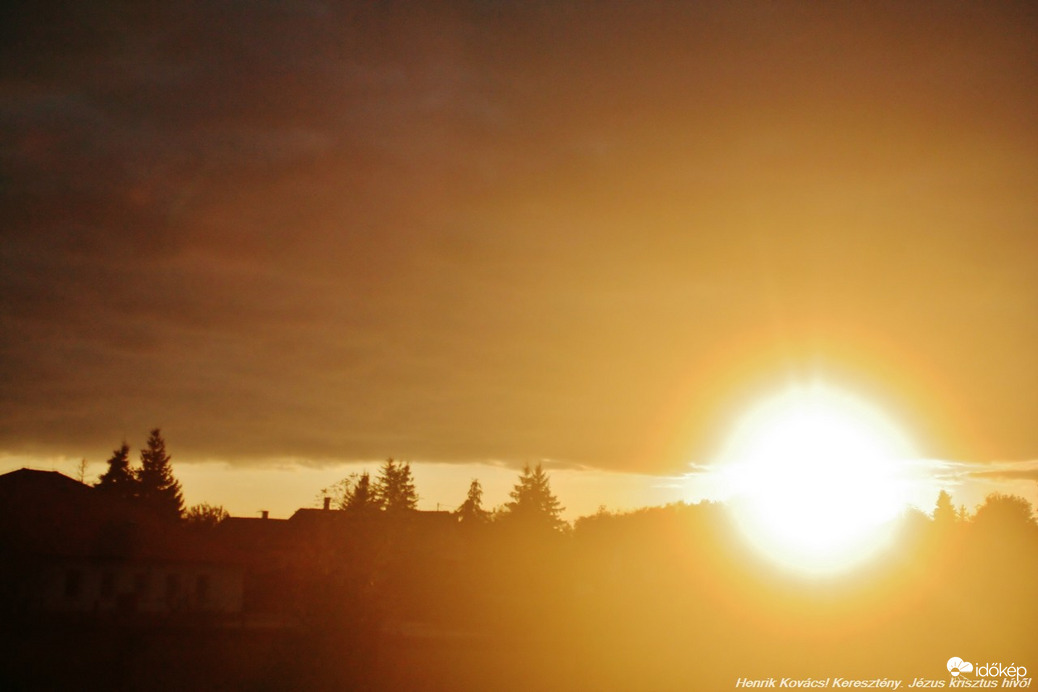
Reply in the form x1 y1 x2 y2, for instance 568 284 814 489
95 442 138 502
503 463 566 532
374 458 418 513
136 428 184 520
455 478 490 525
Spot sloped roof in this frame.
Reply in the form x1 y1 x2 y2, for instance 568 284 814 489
0 468 93 495
0 468 240 565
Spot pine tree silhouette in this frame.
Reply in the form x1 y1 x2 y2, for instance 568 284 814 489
95 442 138 502
503 463 566 532
456 478 490 524
136 428 184 521
934 489 957 526
341 472 380 513
374 458 418 513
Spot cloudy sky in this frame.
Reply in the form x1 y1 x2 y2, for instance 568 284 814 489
2 1 1036 515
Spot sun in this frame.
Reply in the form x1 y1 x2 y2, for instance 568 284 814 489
718 383 916 575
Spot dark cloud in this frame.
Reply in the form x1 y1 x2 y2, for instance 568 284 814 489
2 1 1037 471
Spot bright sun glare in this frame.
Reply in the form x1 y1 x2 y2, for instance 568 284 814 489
720 384 916 575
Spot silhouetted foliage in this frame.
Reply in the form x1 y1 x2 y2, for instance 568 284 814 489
502 463 566 532
972 492 1036 533
455 479 490 525
75 458 88 483
341 472 380 513
94 442 137 502
321 476 349 509
136 428 184 520
6 467 1038 691
184 502 230 528
933 489 957 526
374 458 417 513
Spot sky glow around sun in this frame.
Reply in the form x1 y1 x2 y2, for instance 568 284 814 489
719 383 917 574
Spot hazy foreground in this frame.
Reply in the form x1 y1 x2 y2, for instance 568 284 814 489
2 491 1034 691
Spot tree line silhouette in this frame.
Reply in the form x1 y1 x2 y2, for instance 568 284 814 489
26 430 1035 691
95 431 571 532
317 459 567 531
95 430 1035 545
95 429 184 521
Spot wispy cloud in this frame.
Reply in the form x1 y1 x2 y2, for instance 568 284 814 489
965 460 1038 483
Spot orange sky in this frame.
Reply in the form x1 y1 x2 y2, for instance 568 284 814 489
1 1 1036 513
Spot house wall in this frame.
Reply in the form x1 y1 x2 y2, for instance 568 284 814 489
35 559 243 615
